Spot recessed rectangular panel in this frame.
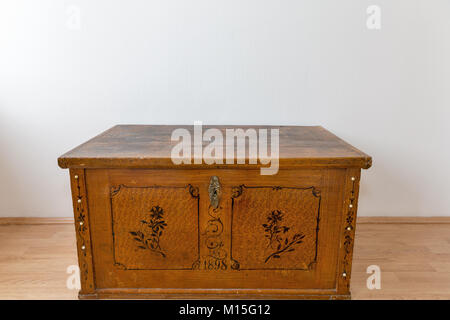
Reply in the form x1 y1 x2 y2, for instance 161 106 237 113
110 185 200 270
230 186 321 270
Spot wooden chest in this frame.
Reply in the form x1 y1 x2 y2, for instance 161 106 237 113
58 125 371 299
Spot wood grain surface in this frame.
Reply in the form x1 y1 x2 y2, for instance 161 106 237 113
58 125 372 169
85 168 345 297
57 125 372 299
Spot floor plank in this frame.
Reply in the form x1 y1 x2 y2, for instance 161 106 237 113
351 224 450 299
0 223 449 299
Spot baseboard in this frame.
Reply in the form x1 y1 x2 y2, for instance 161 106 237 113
357 217 450 224
1 216 449 225
0 217 74 225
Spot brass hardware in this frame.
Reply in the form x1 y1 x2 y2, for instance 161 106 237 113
208 176 221 209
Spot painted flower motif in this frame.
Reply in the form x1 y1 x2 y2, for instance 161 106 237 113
149 205 164 220
267 209 283 224
130 205 167 258
262 209 305 263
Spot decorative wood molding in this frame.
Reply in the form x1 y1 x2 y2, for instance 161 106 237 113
69 168 96 294
2 216 449 226
337 169 360 294
85 288 349 300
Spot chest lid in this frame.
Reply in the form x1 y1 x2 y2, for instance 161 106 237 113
58 125 371 169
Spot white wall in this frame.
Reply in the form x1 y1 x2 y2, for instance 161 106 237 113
1 0 449 217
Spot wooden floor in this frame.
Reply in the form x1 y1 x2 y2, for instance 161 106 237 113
0 222 449 299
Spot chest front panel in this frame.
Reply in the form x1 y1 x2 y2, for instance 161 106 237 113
86 168 346 293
